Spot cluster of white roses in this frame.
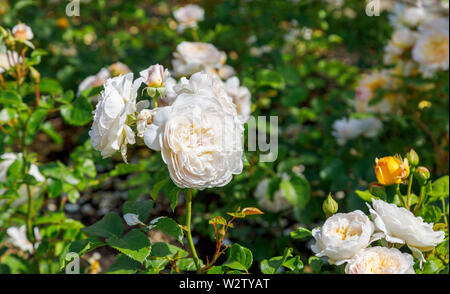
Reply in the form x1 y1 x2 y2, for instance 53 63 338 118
332 117 383 146
385 3 449 78
88 41 251 190
311 199 445 274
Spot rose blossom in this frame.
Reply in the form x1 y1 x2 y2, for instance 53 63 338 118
254 178 291 213
173 4 204 33
311 211 376 265
172 41 226 77
412 23 449 78
331 118 363 146
345 247 415 274
367 199 445 265
224 77 251 123
6 225 41 253
139 64 170 88
89 73 142 163
12 23 34 41
0 50 21 74
142 72 243 190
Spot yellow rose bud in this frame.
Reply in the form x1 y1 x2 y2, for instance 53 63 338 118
374 156 410 186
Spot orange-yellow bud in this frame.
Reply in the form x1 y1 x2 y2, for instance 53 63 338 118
374 156 410 186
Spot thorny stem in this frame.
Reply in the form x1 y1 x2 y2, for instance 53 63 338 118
185 189 201 273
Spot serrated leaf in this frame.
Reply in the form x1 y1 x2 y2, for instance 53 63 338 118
106 229 151 263
148 217 183 244
280 174 311 209
60 96 92 126
122 200 154 223
106 254 141 274
81 212 124 239
223 244 253 272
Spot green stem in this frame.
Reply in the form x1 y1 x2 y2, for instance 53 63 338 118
414 185 426 214
396 184 406 208
442 198 448 230
185 189 201 273
406 168 415 211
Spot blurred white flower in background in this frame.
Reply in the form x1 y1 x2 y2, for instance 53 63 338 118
412 19 449 78
12 23 34 41
254 178 291 213
345 247 415 274
0 153 45 183
173 4 204 33
6 225 41 253
77 62 131 97
332 117 382 145
224 77 252 123
0 50 21 74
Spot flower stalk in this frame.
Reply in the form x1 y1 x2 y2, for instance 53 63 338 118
185 189 201 273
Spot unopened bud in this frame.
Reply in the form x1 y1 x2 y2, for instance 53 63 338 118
415 167 430 185
29 67 40 83
406 149 419 167
322 193 338 218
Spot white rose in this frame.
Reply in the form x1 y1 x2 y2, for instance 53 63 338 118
412 25 449 78
367 199 445 265
311 210 376 265
359 117 383 138
224 77 251 123
139 64 170 88
6 225 41 253
172 41 226 77
332 118 363 146
0 50 21 74
254 178 291 213
355 71 394 114
391 28 417 49
143 73 243 190
403 7 427 27
345 247 415 274
0 153 45 183
89 73 142 163
12 23 34 41
173 4 204 33
218 65 235 80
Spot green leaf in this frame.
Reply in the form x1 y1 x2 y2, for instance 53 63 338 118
81 212 124 239
290 227 312 240
150 178 169 200
40 121 63 145
176 258 199 272
260 248 293 274
106 229 151 263
0 90 22 106
38 78 63 95
257 69 285 89
59 237 104 270
47 178 63 198
207 266 225 274
428 176 449 202
149 242 188 259
26 108 47 141
422 256 445 274
308 256 323 273
122 200 154 223
67 190 80 204
355 190 379 202
282 87 308 107
283 256 304 273
223 244 253 272
77 158 96 178
106 254 141 274
165 182 181 212
280 174 311 208
60 96 93 126
148 217 183 244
